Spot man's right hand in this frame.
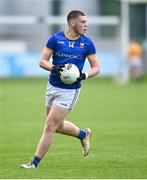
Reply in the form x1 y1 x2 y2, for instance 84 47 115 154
51 65 65 75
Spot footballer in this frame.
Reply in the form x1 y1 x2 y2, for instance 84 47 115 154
20 10 99 169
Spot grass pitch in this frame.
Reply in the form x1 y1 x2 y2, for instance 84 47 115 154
0 77 147 179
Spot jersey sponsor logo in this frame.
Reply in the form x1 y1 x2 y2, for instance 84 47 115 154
56 52 78 59
55 52 85 60
80 43 85 48
69 41 75 48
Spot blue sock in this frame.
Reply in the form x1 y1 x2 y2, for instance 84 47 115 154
32 156 41 167
77 129 86 140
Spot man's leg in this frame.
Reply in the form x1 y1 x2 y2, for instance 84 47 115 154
35 104 69 158
47 106 80 138
20 104 70 168
47 106 92 157
56 120 80 136
56 120 92 156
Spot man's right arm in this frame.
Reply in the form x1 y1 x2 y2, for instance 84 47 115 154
39 47 64 74
39 47 53 71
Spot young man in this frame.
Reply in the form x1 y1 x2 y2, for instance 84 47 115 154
20 10 99 169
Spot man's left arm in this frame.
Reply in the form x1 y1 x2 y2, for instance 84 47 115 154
77 54 99 81
86 54 100 78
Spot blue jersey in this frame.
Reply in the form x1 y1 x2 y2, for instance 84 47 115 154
46 31 96 89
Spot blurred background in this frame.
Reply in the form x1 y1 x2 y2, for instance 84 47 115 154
0 0 147 80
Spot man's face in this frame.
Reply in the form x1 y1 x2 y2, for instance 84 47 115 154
72 16 88 35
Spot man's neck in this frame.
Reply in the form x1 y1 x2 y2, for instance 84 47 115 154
65 30 80 40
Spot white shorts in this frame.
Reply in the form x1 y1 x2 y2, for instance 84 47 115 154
45 83 81 110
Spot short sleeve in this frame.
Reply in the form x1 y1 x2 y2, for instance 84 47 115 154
87 39 96 56
46 34 56 50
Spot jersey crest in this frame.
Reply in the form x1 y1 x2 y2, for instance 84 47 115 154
80 43 85 48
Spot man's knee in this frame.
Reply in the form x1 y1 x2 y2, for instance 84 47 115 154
44 117 62 133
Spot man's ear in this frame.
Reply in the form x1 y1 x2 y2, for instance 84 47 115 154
70 19 76 27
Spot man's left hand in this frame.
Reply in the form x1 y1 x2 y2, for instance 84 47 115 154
77 71 88 81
